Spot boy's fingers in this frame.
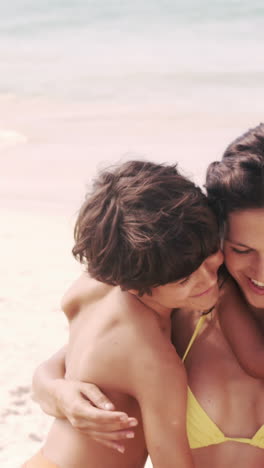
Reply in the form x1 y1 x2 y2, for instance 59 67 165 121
90 429 135 441
74 403 138 429
80 383 115 410
90 414 137 431
73 414 137 432
94 438 125 453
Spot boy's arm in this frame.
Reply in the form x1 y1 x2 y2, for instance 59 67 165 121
219 279 264 378
61 273 113 320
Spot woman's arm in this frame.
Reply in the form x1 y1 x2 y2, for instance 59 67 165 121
219 279 264 378
32 347 138 452
32 346 67 417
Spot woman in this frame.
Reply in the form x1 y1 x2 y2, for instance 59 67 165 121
32 124 264 467
171 124 264 467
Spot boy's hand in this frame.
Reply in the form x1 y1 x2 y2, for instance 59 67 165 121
53 379 138 452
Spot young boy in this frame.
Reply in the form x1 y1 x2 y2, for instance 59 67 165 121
24 160 222 468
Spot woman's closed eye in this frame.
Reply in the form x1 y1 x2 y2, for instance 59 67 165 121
231 247 252 254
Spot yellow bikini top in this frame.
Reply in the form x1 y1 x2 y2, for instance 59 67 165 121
183 314 264 449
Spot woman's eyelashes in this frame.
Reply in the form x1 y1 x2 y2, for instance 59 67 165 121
231 246 252 255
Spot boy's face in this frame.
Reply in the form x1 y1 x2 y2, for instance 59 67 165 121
147 250 223 312
224 208 264 311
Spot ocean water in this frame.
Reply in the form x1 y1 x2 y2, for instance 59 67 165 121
1 0 264 205
1 0 264 107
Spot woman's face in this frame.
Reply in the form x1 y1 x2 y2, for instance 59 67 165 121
148 250 223 312
224 208 264 310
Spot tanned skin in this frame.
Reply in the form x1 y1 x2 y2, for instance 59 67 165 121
41 276 194 468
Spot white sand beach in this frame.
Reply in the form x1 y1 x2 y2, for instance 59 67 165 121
0 203 77 467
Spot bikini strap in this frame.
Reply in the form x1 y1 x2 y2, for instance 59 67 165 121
182 314 207 362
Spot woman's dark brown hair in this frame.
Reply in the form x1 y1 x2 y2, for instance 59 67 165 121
206 123 264 229
73 160 219 295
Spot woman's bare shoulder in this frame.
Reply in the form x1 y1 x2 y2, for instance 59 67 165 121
61 273 114 320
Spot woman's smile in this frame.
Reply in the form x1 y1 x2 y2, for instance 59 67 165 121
224 208 264 309
247 277 264 295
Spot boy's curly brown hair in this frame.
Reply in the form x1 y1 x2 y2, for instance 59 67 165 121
73 160 219 295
